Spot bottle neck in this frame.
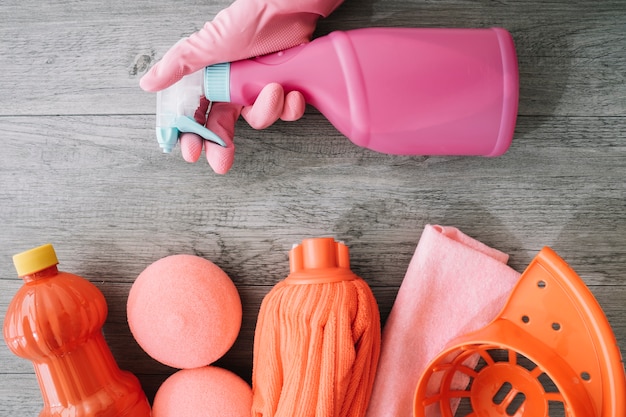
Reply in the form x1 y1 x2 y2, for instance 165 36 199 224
21 265 59 283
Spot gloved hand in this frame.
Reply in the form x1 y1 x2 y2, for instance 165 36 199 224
140 0 344 174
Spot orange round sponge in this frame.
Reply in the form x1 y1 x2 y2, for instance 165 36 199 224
152 366 252 417
127 254 242 369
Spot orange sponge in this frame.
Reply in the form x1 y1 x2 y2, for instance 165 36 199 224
127 254 242 369
152 366 252 417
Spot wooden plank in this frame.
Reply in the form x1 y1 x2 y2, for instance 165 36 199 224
2 284 624 409
0 114 624 284
0 1 624 116
2 285 624 372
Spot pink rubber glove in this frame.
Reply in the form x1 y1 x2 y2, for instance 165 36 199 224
140 0 344 174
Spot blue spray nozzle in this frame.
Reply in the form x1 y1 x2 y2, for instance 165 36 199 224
156 127 179 153
155 69 227 153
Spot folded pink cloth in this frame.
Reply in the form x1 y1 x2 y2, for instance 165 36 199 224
365 225 521 417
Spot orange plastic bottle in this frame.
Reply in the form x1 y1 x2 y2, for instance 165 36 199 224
3 244 151 417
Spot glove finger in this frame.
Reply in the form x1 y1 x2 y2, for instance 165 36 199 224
240 83 285 130
281 90 306 121
179 96 211 162
180 133 204 163
204 102 241 175
140 36 210 92
140 0 344 93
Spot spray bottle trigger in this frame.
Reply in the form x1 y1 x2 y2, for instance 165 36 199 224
175 116 227 147
155 116 227 154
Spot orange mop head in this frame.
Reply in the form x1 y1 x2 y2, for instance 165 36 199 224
252 237 381 417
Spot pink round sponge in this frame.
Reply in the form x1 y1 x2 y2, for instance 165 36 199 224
152 366 252 417
127 254 242 369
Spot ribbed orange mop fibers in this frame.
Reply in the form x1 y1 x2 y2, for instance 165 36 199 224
252 237 381 417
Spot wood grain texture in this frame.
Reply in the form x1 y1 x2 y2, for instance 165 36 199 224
1 0 625 415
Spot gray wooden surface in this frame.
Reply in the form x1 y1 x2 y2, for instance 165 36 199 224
1 0 625 415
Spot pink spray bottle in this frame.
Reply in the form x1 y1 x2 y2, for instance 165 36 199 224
156 27 519 156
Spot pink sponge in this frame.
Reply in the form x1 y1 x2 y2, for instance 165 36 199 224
152 366 252 417
127 254 242 369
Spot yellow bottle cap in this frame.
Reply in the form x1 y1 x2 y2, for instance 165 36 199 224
13 243 59 277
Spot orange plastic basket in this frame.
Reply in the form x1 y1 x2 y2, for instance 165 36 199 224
414 247 625 417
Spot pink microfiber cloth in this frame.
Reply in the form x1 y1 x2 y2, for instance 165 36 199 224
365 224 521 417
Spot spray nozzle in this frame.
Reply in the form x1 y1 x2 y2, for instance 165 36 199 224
155 68 227 153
